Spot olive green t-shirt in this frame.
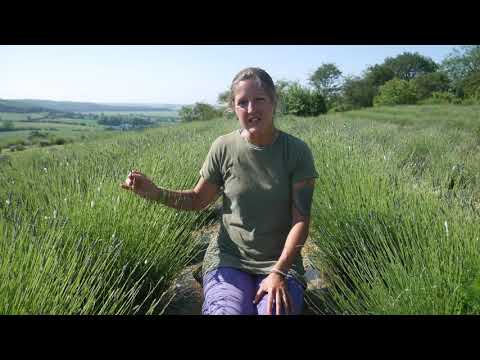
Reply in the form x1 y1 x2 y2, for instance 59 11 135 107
199 129 319 286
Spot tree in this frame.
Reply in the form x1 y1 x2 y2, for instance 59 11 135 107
441 46 480 97
275 79 292 115
178 106 195 122
364 64 396 87
413 72 451 100
217 90 231 106
0 120 14 131
309 63 342 105
373 78 418 106
461 71 480 99
341 76 377 108
179 103 222 122
383 52 438 81
281 82 326 116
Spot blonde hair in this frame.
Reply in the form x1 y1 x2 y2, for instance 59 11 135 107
227 67 278 115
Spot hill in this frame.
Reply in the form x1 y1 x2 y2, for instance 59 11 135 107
0 99 182 113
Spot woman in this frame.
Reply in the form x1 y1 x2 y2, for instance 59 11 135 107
121 67 318 315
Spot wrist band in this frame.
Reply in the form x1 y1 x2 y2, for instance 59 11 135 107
271 268 288 277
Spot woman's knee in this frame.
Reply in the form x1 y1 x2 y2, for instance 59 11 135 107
256 277 305 315
202 267 256 315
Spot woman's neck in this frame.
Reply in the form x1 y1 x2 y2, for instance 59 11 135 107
241 126 279 147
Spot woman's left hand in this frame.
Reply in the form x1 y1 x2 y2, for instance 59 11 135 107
253 272 294 315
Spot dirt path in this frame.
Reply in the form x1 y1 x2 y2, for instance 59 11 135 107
164 222 330 315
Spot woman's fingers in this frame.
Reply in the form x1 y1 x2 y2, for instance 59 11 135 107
253 287 267 305
282 288 292 315
276 290 282 315
267 291 274 315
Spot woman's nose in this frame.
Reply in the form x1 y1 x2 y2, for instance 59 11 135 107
247 101 256 113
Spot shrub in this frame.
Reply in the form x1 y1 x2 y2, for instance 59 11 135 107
179 103 222 122
373 78 418 106
327 104 355 113
413 72 451 100
282 82 327 116
418 91 463 105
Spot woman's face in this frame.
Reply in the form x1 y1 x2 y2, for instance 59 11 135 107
233 80 274 137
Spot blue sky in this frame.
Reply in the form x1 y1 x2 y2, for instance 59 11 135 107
0 45 459 106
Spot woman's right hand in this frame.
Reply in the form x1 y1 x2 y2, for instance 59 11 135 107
120 170 159 201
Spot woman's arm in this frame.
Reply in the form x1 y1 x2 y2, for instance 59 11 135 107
121 170 221 211
253 178 315 314
273 178 315 274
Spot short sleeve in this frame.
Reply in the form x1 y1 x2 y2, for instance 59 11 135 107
199 138 224 187
291 142 319 184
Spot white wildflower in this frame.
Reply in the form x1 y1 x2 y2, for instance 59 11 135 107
43 167 47 173
5 199 10 205
383 155 387 161
444 220 449 236
144 259 148 265
90 201 95 208
53 209 57 219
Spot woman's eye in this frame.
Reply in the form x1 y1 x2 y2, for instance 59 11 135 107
237 100 248 107
256 97 265 102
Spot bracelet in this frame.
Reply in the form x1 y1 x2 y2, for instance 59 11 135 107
271 268 288 278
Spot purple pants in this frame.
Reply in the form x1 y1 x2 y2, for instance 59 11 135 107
202 267 304 315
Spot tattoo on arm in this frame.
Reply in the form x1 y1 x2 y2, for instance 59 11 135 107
292 182 314 217
157 188 195 210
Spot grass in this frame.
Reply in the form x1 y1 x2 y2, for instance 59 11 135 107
1 105 479 314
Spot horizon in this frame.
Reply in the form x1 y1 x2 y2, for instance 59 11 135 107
1 45 459 105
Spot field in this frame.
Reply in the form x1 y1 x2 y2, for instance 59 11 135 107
0 109 178 152
1 105 479 314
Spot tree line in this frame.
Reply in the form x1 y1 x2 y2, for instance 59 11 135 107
178 45 480 122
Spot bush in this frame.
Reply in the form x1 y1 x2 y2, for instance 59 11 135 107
281 82 327 116
418 91 463 105
54 138 66 145
341 76 377 109
373 78 418 106
461 71 480 99
179 103 222 122
413 72 451 100
327 104 355 113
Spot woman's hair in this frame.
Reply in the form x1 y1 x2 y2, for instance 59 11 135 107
227 67 278 114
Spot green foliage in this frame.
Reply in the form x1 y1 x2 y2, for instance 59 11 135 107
383 52 439 81
309 63 342 105
419 91 463 105
342 76 377 108
217 90 231 106
179 103 222 122
281 82 326 116
274 80 292 115
461 71 480 99
0 120 14 131
364 64 396 87
373 78 418 106
441 46 480 96
413 72 451 100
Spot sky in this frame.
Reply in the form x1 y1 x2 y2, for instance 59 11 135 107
0 45 459 106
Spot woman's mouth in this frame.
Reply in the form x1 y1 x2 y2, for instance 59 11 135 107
248 117 260 125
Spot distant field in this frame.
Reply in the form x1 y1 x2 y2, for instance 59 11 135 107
84 110 178 117
0 112 49 121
